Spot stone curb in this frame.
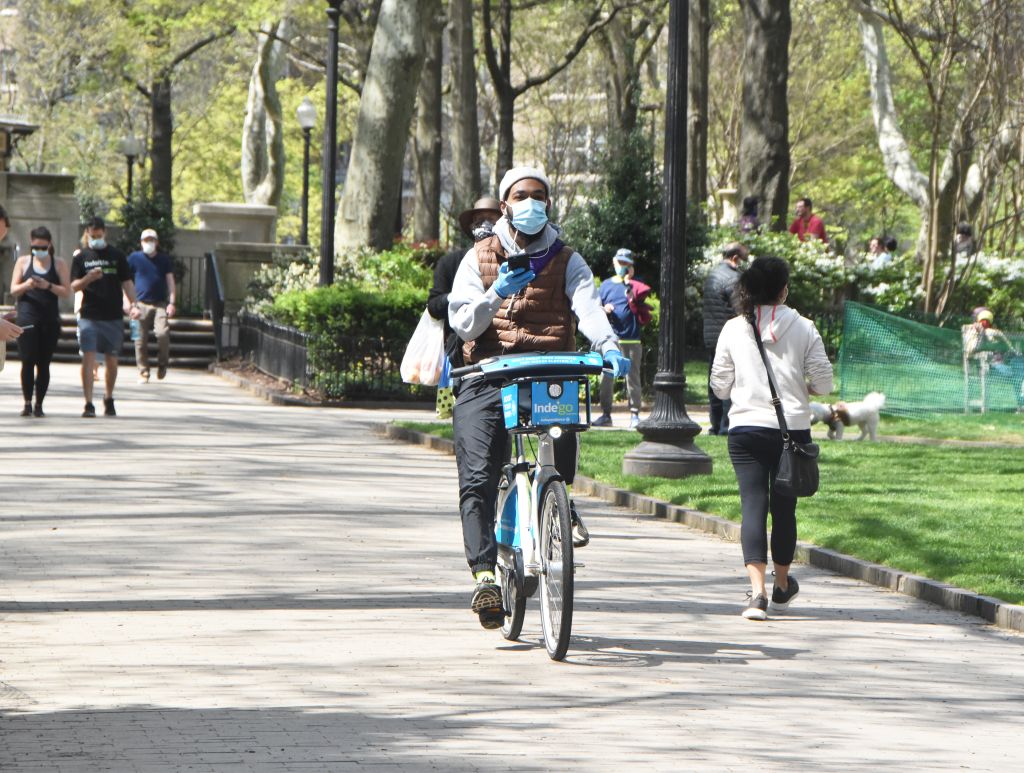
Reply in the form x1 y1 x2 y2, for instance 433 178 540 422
380 423 1024 634
209 364 435 411
210 364 314 407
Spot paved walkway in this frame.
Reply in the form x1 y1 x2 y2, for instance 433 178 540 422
1 363 1021 771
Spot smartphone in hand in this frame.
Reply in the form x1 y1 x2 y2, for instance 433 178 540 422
507 254 530 272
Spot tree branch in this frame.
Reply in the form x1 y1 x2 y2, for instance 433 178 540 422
164 27 237 76
847 0 966 47
514 1 641 96
854 2 928 206
481 0 510 95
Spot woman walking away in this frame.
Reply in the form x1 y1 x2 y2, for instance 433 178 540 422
710 257 833 620
10 226 71 416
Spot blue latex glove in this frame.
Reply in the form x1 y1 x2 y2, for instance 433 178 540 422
494 262 536 298
604 349 631 378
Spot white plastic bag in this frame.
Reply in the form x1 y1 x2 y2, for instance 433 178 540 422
400 310 445 385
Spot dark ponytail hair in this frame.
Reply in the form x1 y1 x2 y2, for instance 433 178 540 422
735 256 790 317
30 225 53 243
30 225 55 257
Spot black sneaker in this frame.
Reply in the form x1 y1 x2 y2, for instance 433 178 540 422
471 580 504 629
770 575 800 611
33 404 45 418
103 397 116 417
742 591 769 621
592 413 613 427
82 402 96 418
570 501 590 548
20 402 32 417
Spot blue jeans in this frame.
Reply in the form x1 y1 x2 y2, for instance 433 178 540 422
77 318 123 355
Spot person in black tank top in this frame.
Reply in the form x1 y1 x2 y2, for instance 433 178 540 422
10 226 72 416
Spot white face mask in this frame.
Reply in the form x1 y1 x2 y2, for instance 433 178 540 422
142 242 157 256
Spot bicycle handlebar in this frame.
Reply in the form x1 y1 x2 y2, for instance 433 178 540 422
450 351 607 381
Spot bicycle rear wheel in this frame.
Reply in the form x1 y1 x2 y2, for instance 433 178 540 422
498 553 526 640
539 480 574 660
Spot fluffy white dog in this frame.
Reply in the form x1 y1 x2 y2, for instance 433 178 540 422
831 392 886 441
809 401 843 440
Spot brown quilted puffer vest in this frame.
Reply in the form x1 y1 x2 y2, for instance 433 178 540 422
463 235 576 364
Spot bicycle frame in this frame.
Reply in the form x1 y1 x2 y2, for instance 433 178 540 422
494 429 561 579
449 351 607 657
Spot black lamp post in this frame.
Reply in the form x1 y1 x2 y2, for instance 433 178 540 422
623 0 712 478
319 0 343 285
296 97 318 246
121 135 143 202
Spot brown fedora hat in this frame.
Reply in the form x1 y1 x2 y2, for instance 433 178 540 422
458 197 502 237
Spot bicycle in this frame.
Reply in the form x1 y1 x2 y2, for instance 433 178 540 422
451 351 605 660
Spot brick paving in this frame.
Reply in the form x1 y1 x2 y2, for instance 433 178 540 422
0 363 1021 771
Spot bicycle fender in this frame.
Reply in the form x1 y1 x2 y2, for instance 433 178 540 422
536 464 563 494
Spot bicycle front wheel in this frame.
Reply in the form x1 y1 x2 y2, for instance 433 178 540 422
538 480 574 660
498 558 526 641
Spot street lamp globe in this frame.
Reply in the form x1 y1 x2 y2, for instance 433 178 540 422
296 97 318 131
120 134 143 202
121 134 143 159
296 97 318 246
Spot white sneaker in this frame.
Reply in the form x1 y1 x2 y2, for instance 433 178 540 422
629 412 640 429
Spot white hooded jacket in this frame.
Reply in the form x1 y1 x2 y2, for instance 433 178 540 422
710 304 833 431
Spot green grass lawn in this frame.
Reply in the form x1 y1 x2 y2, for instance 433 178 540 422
398 421 1024 604
879 412 1024 444
643 359 1024 442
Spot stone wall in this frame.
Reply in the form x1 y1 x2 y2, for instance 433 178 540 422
0 172 81 304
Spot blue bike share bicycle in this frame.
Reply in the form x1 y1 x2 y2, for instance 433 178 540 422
451 351 606 660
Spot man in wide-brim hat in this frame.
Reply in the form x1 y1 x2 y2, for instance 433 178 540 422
457 197 502 239
428 198 505 361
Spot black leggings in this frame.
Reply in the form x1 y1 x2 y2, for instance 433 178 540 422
18 322 61 404
727 428 811 567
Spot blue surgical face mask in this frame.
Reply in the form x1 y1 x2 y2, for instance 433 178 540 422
89 237 106 250
506 198 548 236
615 266 629 277
32 247 49 259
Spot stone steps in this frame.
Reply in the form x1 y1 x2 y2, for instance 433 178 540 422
4 310 217 368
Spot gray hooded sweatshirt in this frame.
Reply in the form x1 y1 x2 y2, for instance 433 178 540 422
710 304 833 430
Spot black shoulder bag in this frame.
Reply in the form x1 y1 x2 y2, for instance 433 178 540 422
749 316 820 497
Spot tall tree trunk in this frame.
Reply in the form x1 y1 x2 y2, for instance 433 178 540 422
149 76 174 211
494 0 514 184
738 0 791 231
335 0 437 251
413 12 443 243
241 20 288 208
496 91 515 185
603 15 640 136
686 0 710 213
448 0 482 216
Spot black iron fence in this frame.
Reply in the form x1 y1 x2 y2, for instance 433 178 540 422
231 308 858 402
311 334 431 400
238 312 312 387
235 312 434 400
173 255 208 315
206 253 226 360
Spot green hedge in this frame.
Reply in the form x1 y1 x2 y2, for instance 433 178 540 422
244 241 442 399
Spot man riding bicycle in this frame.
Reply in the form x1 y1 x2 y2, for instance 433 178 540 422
448 166 631 629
